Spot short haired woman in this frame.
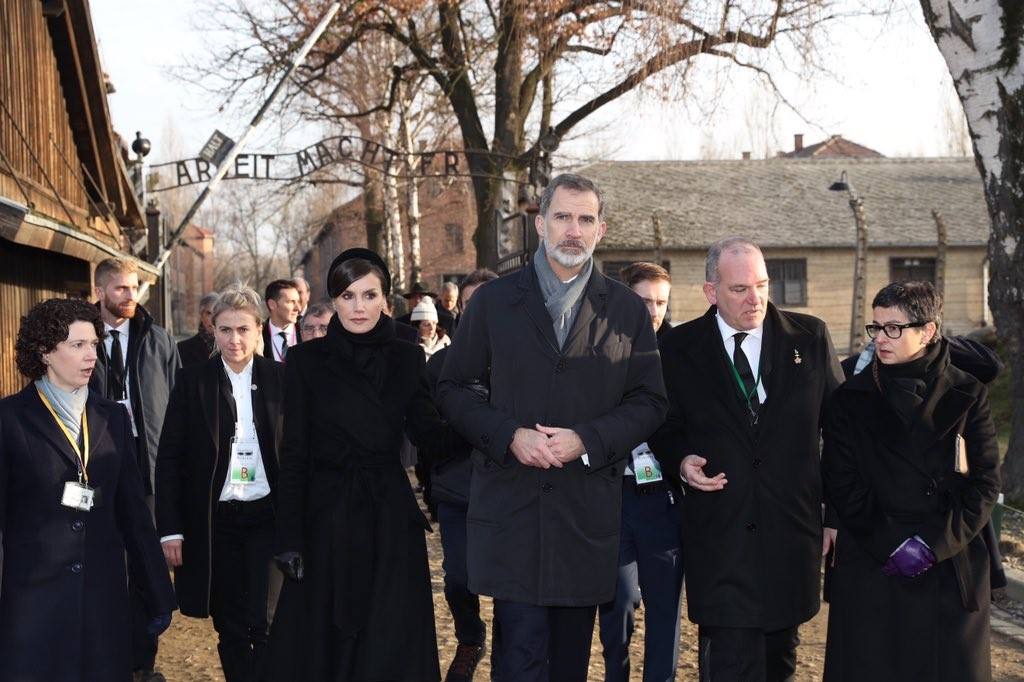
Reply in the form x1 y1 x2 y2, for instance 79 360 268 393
264 248 450 681
822 281 1000 680
155 284 285 682
0 298 175 681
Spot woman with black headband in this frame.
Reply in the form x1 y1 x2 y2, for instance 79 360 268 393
263 248 447 681
822 281 999 681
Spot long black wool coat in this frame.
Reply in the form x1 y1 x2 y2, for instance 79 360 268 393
437 263 668 607
263 318 450 682
649 304 843 631
155 355 284 616
822 343 1000 681
0 385 176 681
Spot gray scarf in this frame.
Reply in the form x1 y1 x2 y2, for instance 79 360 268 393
35 375 88 443
533 242 593 348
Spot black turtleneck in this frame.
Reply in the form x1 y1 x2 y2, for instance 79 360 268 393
326 313 396 392
874 339 948 424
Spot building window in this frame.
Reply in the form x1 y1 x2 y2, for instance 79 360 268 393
601 260 671 282
890 257 936 283
444 223 464 254
766 259 807 307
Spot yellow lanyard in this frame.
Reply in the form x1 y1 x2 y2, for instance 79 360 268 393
36 388 90 484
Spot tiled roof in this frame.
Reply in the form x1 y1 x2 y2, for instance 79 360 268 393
781 135 884 158
577 157 990 251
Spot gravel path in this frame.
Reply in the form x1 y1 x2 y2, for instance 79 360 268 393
156 517 1024 681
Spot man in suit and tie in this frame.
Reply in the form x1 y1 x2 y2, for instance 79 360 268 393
650 237 843 682
262 280 301 362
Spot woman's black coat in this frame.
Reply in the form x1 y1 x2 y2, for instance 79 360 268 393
264 320 446 681
0 385 176 681
155 355 284 617
822 347 1000 681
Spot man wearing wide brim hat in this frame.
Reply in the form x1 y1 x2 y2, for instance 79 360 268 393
398 282 455 336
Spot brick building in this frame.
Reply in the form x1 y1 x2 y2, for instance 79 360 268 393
299 177 478 303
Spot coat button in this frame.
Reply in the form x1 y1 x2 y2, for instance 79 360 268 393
481 434 490 445
746 523 757 532
71 520 85 532
555 360 567 373
753 458 762 468
542 483 553 493
924 486 934 497
70 562 83 573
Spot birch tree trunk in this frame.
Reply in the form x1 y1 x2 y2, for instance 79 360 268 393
381 111 406 295
399 87 423 287
921 0 1024 497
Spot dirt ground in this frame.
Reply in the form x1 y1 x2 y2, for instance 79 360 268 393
157 516 1024 682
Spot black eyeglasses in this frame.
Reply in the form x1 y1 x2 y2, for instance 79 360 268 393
865 321 930 340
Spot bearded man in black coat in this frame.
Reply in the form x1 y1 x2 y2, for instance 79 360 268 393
438 173 667 682
650 237 843 682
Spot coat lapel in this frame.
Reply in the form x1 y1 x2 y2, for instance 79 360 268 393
515 264 561 355
251 359 280 468
84 396 110 460
21 385 86 473
756 304 806 423
914 374 976 451
200 359 220 446
685 308 755 437
563 268 608 352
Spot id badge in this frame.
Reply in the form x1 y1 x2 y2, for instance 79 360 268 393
118 399 138 438
229 439 259 484
61 481 95 511
631 442 663 484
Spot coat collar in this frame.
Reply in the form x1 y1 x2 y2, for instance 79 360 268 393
20 384 110 475
513 259 608 355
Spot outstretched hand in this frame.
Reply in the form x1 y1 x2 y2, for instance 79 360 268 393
680 455 727 492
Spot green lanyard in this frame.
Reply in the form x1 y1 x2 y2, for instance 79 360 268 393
726 356 762 425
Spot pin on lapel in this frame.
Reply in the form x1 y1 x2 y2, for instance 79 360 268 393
251 384 258 391
793 349 802 365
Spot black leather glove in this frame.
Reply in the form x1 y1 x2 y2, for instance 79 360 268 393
147 612 172 636
275 551 304 582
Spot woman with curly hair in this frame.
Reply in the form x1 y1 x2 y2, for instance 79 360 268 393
0 298 176 681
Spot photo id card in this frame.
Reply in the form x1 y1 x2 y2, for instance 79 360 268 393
229 438 259 484
61 481 95 511
631 442 663 484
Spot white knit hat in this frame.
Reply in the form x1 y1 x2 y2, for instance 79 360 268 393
409 296 439 323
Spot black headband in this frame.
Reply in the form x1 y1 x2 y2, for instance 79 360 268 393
326 248 392 298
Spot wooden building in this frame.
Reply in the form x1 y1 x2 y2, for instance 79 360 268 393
0 0 159 396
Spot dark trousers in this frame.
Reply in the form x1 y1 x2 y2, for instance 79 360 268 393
211 498 276 682
437 502 486 646
698 625 800 682
491 600 596 682
131 494 158 672
599 479 683 682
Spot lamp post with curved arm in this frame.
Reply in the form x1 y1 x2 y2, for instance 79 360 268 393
829 170 869 354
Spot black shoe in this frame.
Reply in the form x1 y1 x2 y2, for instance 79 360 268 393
134 671 167 682
445 643 484 682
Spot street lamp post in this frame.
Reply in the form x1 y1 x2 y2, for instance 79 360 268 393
829 170 869 355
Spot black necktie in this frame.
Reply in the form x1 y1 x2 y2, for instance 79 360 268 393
278 331 289 361
108 330 126 401
733 332 760 411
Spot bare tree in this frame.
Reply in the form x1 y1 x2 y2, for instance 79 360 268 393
192 0 846 268
920 0 1024 497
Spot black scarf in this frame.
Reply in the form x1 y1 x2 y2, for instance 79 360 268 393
874 339 948 424
326 313 396 393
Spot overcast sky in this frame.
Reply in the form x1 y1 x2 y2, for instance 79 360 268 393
92 0 964 168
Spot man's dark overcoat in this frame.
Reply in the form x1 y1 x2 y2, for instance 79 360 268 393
649 304 843 631
177 331 215 367
0 386 176 681
437 263 667 606
822 344 1000 681
90 303 180 493
155 355 284 617
263 317 446 681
